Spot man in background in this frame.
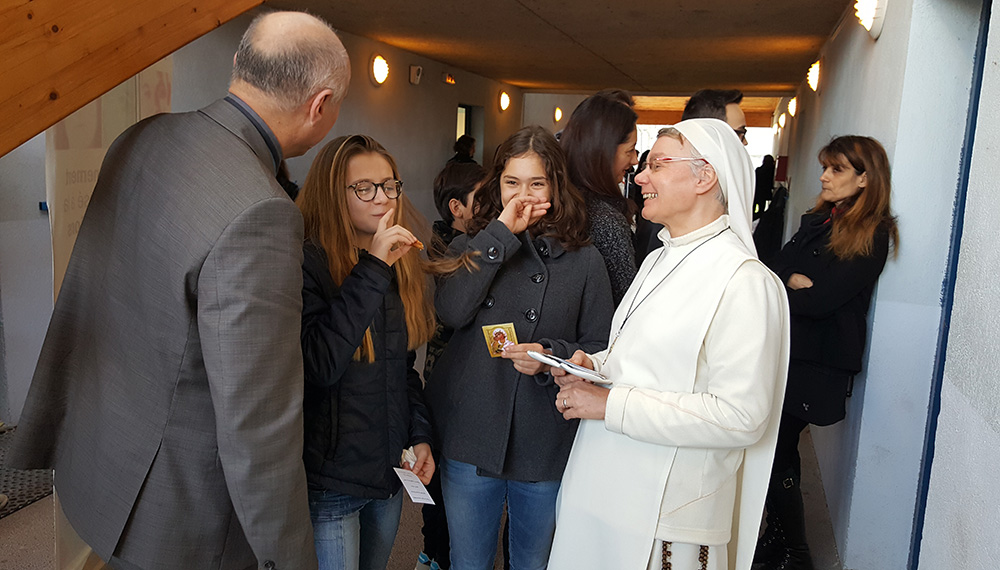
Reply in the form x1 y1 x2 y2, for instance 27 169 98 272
10 11 350 570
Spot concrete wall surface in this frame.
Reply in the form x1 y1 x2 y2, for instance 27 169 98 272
776 0 984 567
522 92 589 134
0 134 53 424
918 1 1000 567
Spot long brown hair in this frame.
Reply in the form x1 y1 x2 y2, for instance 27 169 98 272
467 125 590 250
814 136 899 260
296 134 435 361
559 89 638 218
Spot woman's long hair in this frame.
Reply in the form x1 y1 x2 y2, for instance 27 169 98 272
559 89 638 218
296 134 435 361
814 136 899 260
466 125 590 250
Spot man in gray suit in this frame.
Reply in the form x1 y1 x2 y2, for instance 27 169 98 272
10 12 350 570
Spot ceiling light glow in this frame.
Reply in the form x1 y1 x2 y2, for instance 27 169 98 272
371 55 389 85
788 97 797 117
778 113 787 128
554 107 563 122
499 91 510 112
855 0 887 40
807 61 820 92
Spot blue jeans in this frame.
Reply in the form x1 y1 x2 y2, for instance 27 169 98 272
308 488 403 570
440 458 560 570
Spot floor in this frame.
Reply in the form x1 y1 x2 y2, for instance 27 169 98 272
0 428 841 570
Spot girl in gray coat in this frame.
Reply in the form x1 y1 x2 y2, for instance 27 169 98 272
425 126 614 570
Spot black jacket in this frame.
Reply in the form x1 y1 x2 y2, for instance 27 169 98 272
768 211 890 373
426 220 613 482
300 241 433 499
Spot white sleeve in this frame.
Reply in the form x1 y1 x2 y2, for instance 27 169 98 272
604 261 785 449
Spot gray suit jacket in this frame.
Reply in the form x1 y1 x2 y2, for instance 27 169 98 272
10 100 317 570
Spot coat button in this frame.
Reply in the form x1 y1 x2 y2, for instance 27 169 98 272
812 249 820 256
482 295 495 308
531 273 545 283
790 237 797 244
486 246 500 260
524 308 538 322
538 245 549 256
263 562 275 570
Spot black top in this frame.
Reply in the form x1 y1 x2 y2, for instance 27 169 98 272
427 220 613 481
300 241 433 499
587 196 637 306
768 211 890 372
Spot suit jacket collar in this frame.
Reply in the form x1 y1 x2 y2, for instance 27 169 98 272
199 98 280 177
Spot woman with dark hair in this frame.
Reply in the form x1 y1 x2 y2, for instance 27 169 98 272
426 125 613 569
449 134 477 164
559 89 640 305
296 134 436 570
755 136 898 570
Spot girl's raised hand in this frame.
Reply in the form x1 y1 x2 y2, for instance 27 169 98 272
498 196 551 234
370 209 419 266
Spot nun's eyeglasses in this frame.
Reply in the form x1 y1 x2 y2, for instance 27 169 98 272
645 156 707 172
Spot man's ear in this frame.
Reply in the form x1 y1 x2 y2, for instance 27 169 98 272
308 88 335 125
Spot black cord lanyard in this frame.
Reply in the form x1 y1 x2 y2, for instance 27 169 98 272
605 227 729 360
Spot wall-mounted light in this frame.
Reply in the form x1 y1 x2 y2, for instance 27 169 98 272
554 107 563 122
442 73 457 85
371 54 389 85
788 97 797 117
778 113 787 128
855 0 888 40
807 61 820 92
772 123 780 136
499 91 510 112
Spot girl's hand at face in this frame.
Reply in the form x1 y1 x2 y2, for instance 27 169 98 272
498 196 551 234
787 272 814 290
501 343 551 375
403 443 435 485
369 209 420 266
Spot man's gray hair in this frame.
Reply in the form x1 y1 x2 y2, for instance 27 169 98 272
232 12 350 110
657 127 727 210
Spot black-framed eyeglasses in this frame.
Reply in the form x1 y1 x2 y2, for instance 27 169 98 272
348 179 403 202
734 127 748 144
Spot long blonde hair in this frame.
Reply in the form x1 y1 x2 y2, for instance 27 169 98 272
297 134 435 361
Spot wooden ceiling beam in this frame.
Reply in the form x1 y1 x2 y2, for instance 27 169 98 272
0 0 262 157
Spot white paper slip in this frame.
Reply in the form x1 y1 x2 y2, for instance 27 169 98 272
393 468 436 505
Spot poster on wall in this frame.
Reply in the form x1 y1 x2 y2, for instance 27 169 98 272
44 57 171 570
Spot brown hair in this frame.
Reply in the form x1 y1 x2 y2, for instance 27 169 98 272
296 134 435 361
559 90 638 217
815 135 899 260
466 125 590 250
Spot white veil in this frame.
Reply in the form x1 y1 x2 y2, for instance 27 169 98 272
673 118 757 256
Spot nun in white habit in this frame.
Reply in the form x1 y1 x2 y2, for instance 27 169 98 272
546 119 790 570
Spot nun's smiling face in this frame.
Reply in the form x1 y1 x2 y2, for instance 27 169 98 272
634 136 703 227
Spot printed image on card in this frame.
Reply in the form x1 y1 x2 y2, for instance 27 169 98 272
482 323 518 357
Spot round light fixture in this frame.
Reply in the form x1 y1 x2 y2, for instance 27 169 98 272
499 91 510 112
371 55 389 85
807 61 821 92
788 97 797 117
554 107 563 122
855 0 887 40
778 113 787 128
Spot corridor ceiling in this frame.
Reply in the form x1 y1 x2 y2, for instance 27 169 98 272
273 0 853 95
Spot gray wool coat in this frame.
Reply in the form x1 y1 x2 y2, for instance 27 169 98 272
425 219 613 482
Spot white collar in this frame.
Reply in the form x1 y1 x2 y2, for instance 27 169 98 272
658 215 729 248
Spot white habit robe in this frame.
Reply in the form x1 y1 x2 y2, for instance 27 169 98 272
547 214 790 570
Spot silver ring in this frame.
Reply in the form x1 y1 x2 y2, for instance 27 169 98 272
563 398 568 408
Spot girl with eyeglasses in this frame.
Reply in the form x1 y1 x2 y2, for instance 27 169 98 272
295 134 435 570
425 125 614 569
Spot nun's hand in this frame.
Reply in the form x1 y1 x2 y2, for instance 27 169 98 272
556 381 609 420
551 350 594 387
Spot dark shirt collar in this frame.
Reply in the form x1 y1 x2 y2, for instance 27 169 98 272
224 94 283 173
